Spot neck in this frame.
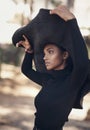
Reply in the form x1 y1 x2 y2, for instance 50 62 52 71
54 62 66 70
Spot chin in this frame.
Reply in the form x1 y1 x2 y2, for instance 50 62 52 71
46 67 52 70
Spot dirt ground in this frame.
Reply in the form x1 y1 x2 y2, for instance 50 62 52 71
0 64 90 130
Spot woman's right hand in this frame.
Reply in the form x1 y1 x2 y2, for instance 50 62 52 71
16 35 33 53
50 5 75 21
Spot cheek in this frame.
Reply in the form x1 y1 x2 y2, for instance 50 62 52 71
50 55 57 61
53 53 62 61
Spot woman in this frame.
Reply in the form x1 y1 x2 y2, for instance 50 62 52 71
16 5 88 130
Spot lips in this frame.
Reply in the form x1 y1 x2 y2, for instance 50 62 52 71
45 62 50 66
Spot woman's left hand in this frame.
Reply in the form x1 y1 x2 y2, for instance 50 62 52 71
16 35 33 53
50 5 75 21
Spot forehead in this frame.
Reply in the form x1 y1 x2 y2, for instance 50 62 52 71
44 44 58 50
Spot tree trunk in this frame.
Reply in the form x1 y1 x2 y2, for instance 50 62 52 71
45 0 49 8
30 0 33 13
67 0 75 10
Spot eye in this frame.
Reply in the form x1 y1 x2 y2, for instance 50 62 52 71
48 49 54 54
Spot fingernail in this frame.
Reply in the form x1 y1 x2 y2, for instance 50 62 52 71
16 43 19 47
25 49 27 52
49 10 52 14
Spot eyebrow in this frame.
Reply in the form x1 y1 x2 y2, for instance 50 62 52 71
46 47 54 51
44 47 53 52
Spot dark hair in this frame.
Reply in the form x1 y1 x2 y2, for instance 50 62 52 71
42 42 66 52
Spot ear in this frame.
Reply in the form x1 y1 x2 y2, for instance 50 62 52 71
63 51 69 60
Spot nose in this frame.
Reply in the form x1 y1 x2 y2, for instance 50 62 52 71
43 54 47 61
43 55 45 61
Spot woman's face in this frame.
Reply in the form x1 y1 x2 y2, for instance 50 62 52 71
43 44 69 70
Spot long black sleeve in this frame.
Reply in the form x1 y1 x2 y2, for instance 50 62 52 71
21 52 50 86
65 19 88 88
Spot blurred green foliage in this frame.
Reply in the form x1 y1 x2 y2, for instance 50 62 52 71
0 44 24 66
84 35 90 58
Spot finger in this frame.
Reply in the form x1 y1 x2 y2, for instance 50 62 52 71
16 43 19 47
25 48 27 52
23 35 28 41
50 9 59 15
16 41 23 47
50 5 68 15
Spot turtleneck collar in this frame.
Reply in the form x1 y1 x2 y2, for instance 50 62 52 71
49 66 71 79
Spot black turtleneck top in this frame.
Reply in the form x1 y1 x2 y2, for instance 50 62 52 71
21 19 88 130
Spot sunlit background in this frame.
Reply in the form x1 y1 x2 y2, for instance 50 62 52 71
0 0 90 43
0 0 90 130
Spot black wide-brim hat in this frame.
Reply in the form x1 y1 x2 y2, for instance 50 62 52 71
12 8 90 109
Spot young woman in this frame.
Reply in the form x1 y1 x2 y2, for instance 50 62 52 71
16 5 88 130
